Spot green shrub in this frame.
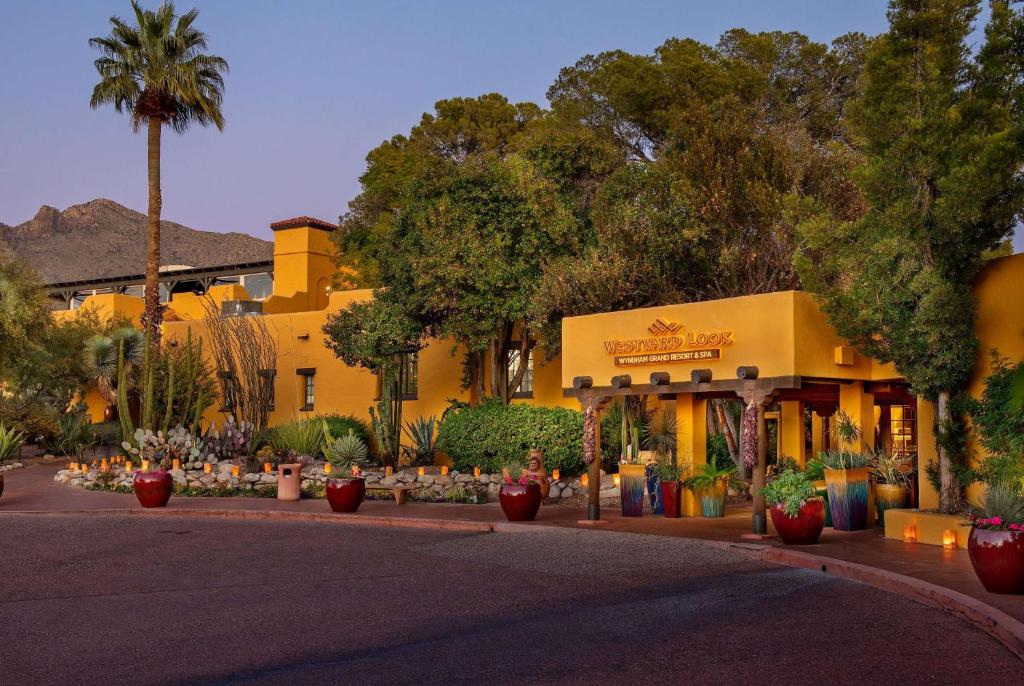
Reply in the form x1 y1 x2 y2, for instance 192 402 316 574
323 414 373 453
437 400 584 475
761 469 817 517
267 419 324 458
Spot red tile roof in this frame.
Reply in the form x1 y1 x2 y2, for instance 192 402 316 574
269 216 336 232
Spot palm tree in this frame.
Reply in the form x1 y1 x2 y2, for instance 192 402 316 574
89 1 228 349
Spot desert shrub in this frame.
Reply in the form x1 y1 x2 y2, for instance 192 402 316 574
323 414 373 452
437 400 584 475
267 418 324 458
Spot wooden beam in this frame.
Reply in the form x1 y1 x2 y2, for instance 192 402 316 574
563 375 801 400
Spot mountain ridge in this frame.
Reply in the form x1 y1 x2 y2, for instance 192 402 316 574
0 199 273 284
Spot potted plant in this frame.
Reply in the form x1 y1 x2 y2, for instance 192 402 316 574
642 409 677 515
966 482 1024 595
655 459 687 519
867 448 913 526
804 456 832 527
124 429 173 508
324 426 369 513
616 397 648 517
761 469 826 544
684 463 737 518
499 466 542 522
820 411 870 531
0 422 26 499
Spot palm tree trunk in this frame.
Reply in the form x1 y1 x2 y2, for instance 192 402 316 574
144 116 163 350
936 390 962 514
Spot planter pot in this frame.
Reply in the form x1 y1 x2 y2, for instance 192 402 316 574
769 497 826 545
0 473 4 499
968 528 1024 595
699 483 727 518
619 463 646 517
499 482 542 521
813 480 833 527
645 464 663 515
660 481 682 518
873 483 907 528
824 467 870 531
326 477 365 513
133 470 172 508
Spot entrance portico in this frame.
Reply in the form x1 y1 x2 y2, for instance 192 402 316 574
560 290 923 533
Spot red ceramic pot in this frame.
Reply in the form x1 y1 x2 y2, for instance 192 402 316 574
660 481 682 518
326 478 365 513
499 482 542 522
968 528 1024 595
769 497 826 545
0 473 4 499
133 470 172 508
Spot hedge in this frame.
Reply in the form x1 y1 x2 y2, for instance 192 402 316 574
323 414 373 452
437 400 584 475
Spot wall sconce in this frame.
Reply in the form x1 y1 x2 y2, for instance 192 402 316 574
552 469 560 481
943 529 957 549
903 524 917 542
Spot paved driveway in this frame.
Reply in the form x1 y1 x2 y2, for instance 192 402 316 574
0 514 1019 685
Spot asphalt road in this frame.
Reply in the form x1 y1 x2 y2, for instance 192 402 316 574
0 514 1019 685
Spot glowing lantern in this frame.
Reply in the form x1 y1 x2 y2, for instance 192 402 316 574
323 463 333 475
69 462 78 471
418 466 426 476
141 460 150 473
351 465 361 477
552 469 560 481
903 525 917 543
473 466 481 478
231 465 240 477
172 459 181 471
385 466 394 477
263 462 272 474
441 466 449 476
613 474 621 487
100 459 109 472
943 530 957 549
125 461 133 472
581 473 590 488
80 463 90 474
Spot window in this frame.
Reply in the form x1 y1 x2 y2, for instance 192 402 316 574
890 404 916 457
297 368 316 411
399 352 418 400
259 369 276 411
507 345 534 398
241 272 274 301
218 371 236 412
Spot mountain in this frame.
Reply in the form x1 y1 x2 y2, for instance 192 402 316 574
0 199 274 284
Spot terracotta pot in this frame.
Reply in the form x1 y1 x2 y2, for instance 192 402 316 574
873 483 907 527
769 497 826 545
326 477 365 513
968 528 1024 595
824 467 870 531
660 481 682 518
619 463 646 517
499 482 542 521
132 470 172 508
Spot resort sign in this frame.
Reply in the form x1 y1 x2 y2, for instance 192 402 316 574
604 318 734 367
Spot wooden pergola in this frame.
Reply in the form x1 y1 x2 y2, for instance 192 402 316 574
565 367 853 534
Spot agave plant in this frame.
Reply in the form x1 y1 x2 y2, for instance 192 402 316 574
324 429 369 472
44 410 97 458
819 449 869 470
268 419 324 458
968 481 1024 529
866 448 913 485
0 422 26 462
402 415 437 466
642 409 677 458
82 327 145 404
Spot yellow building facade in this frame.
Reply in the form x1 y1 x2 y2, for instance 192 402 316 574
63 217 1024 514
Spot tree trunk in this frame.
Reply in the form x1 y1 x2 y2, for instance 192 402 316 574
936 390 962 514
715 399 745 478
144 116 164 350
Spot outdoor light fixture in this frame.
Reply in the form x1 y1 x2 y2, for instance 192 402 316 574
441 466 449 476
125 461 133 472
141 460 150 472
552 469 560 481
172 459 181 471
100 459 109 472
473 466 481 478
581 474 589 488
613 474 621 487
351 465 360 476
204 463 213 474
324 463 333 474
903 524 917 542
385 465 394 477
263 462 272 474
418 466 426 476
943 529 957 549
231 465 240 477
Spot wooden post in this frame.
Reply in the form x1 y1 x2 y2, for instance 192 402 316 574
753 402 768 535
583 400 601 521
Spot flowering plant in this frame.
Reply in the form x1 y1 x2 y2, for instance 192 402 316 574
966 481 1024 531
969 515 1024 532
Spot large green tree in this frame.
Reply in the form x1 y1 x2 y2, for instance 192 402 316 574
89 0 228 347
797 0 1024 513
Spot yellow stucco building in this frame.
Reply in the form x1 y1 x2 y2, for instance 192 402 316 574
54 216 1024 535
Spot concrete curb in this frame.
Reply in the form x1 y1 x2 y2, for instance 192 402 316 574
761 547 1024 662
4 507 1022 660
